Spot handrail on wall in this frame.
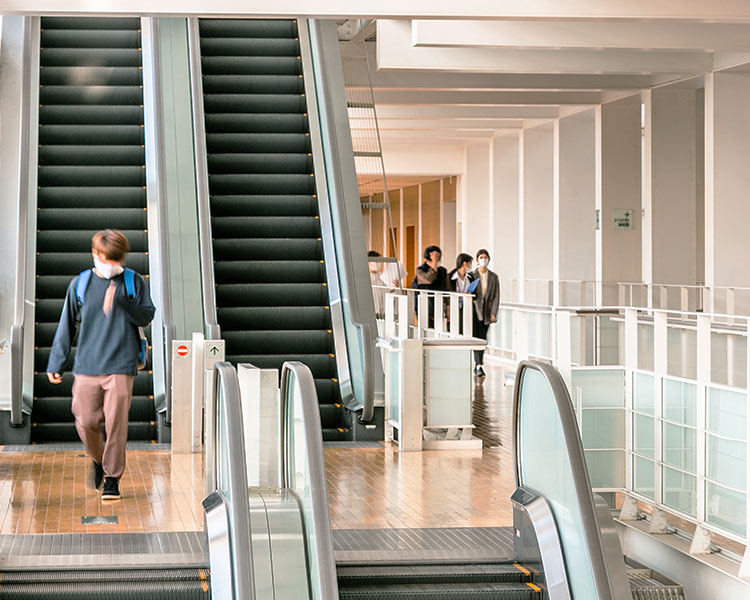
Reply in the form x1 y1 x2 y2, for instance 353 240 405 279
513 360 629 600
278 361 338 600
187 17 220 341
306 19 375 424
208 362 255 599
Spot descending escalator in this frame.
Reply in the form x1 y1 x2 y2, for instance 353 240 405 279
337 562 544 599
198 18 347 441
32 17 156 442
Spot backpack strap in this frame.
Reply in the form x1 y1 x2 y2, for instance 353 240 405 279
123 268 136 300
75 269 93 305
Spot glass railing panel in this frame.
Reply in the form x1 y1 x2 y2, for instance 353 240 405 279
517 366 599 599
638 323 654 371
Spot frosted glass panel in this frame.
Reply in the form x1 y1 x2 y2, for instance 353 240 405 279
518 368 598 599
663 422 696 472
634 456 655 500
634 414 655 458
571 369 625 408
581 409 624 450
633 372 654 415
706 482 747 537
638 324 654 371
706 434 746 490
663 467 697 516
731 335 747 389
711 332 728 386
663 379 696 426
707 387 746 441
667 328 683 378
570 317 582 365
584 450 625 489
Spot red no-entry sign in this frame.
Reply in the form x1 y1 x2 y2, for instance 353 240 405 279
176 344 189 357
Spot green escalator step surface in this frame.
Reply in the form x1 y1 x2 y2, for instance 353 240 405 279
212 237 323 260
207 133 311 154
222 330 333 355
337 583 541 599
215 283 329 307
33 17 155 443
213 260 326 284
40 48 142 67
40 66 144 86
202 74 305 95
336 564 533 586
209 194 317 216
41 29 141 48
39 105 144 126
41 16 142 30
0 581 209 599
39 125 145 146
201 55 302 76
199 18 298 38
217 306 332 329
200 37 300 57
205 112 308 134
207 173 315 195
203 93 306 114
207 152 313 174
211 215 320 238
40 85 144 106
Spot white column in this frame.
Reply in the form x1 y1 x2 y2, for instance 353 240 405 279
600 95 643 304
559 109 597 303
523 122 555 304
491 134 521 301
462 142 491 253
651 87 699 286
705 72 750 292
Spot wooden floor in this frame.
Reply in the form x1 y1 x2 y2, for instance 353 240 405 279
0 361 517 534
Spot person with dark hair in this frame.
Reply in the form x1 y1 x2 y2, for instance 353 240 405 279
411 245 449 328
448 253 474 334
470 248 499 376
46 229 155 500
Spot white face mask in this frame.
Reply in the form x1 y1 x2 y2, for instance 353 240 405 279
479 258 489 268
93 255 124 279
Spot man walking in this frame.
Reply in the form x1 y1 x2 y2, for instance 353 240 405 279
46 229 155 500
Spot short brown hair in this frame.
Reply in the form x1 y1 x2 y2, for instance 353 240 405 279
92 229 130 263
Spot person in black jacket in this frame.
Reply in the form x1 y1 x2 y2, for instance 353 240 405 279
411 245 449 328
470 248 500 377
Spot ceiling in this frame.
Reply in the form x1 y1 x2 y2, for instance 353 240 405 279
339 16 750 148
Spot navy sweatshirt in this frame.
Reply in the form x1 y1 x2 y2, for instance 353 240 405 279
46 269 156 376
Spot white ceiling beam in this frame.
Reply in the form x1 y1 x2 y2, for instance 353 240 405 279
9 0 750 20
356 117 528 130
412 20 750 52
365 105 563 119
378 20 713 75
371 89 602 105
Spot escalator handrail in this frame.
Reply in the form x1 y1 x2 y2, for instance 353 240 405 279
187 17 220 341
10 16 38 428
210 361 255 599
305 19 375 423
278 361 339 600
512 360 622 600
140 17 176 424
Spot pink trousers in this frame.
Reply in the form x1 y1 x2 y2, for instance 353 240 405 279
71 374 133 480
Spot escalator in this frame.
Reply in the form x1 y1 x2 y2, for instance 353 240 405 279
196 18 346 440
32 17 156 442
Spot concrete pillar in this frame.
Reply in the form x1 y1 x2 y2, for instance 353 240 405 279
490 134 521 301
705 72 750 289
598 96 643 304
558 109 597 303
650 87 699 286
523 123 555 303
460 142 490 253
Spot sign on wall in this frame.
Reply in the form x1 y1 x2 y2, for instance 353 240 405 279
612 208 634 230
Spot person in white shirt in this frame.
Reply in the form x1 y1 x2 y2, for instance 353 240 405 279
368 250 406 317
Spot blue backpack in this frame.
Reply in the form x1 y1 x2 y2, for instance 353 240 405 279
75 268 148 370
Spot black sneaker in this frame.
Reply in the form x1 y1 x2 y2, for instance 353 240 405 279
101 477 121 501
91 461 104 490
476 365 486 377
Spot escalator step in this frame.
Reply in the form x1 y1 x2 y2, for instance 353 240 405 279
33 372 153 397
215 283 329 307
203 94 306 114
207 152 313 174
40 47 142 67
37 208 147 231
202 74 305 94
212 238 323 261
31 421 157 442
38 165 145 187
211 215 320 238
41 16 141 29
38 126 145 146
39 66 143 86
217 306 331 329
38 106 144 126
205 113 307 134
199 18 297 38
40 86 144 106
200 37 299 57
34 252 149 277
222 330 333 355
41 29 141 48
337 582 542 599
40 145 146 165
0 581 210 599
201 55 301 76
1 569 209 584
32 395 155 422
36 229 148 252
336 563 533 586
209 195 317 217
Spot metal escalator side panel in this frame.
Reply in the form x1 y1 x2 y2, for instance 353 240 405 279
593 494 631 600
513 360 630 600
301 19 381 420
203 490 235 600
512 487 570 599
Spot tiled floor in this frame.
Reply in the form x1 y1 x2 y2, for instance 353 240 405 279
325 360 517 530
0 361 515 535
0 448 205 535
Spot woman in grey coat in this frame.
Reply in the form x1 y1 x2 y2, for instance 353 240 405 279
471 248 499 377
